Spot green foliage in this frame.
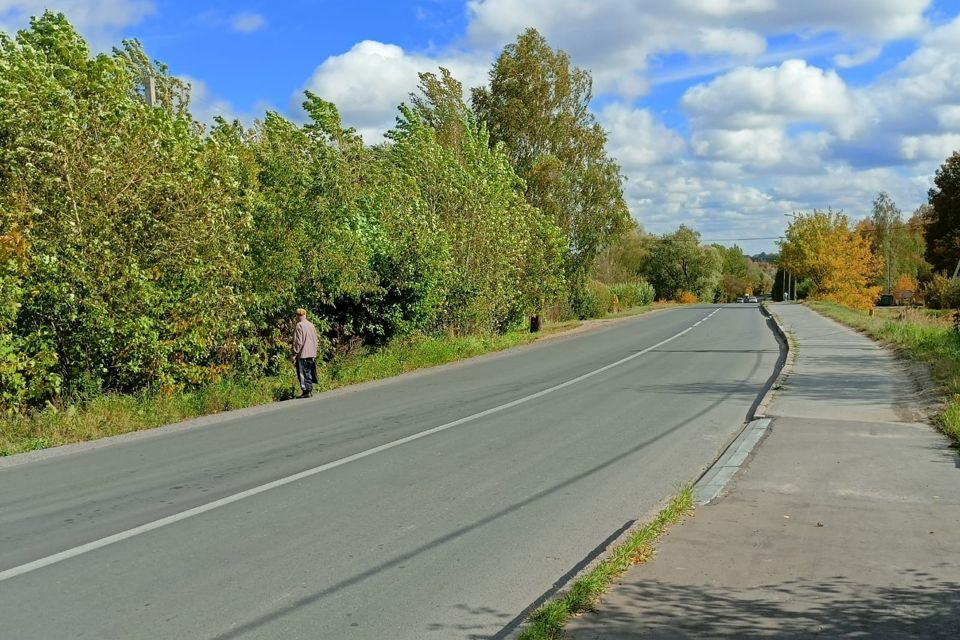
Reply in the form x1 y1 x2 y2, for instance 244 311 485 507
924 273 960 309
645 226 722 302
926 151 960 275
473 28 630 309
592 220 651 284
714 244 770 302
861 192 931 291
578 279 654 319
609 281 655 309
389 71 565 333
579 280 612 319
0 15 603 416
0 13 250 401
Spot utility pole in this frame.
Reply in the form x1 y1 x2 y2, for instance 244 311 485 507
782 212 798 301
144 75 156 108
885 215 893 294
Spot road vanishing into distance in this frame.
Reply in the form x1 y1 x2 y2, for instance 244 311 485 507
0 304 779 639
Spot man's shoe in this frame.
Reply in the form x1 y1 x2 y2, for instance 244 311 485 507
300 391 312 399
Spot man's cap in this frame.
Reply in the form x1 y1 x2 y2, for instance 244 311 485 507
296 308 307 316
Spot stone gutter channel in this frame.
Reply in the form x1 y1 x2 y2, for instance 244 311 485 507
693 302 792 505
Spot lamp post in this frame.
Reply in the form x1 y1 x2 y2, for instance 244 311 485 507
782 213 799 302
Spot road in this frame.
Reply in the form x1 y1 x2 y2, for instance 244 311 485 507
0 304 779 639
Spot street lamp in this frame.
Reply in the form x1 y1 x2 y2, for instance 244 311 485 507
782 213 798 302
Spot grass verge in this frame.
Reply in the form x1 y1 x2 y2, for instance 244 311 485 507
0 332 535 456
1 303 673 456
808 301 960 443
516 485 694 640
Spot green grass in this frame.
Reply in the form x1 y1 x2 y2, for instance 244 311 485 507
808 301 960 443
516 486 695 640
0 303 672 456
0 376 296 457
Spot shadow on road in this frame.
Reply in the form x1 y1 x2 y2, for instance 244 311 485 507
209 353 770 640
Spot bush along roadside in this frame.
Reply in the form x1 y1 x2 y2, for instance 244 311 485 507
807 301 960 443
0 331 534 457
0 303 672 457
516 486 694 640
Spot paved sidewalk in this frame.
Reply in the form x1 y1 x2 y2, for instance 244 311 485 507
567 303 960 639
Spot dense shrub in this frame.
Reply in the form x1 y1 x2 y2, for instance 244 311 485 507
924 273 960 309
579 280 612 319
609 281 655 309
0 14 584 412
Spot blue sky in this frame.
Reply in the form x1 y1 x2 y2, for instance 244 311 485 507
3 0 960 254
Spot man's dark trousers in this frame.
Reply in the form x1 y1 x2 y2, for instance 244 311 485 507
296 357 316 395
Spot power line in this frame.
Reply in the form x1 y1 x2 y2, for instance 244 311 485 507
702 236 784 241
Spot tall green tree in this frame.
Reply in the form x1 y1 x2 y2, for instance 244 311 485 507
713 244 760 302
591 219 651 284
0 12 250 399
926 151 960 276
857 194 930 292
472 28 629 305
390 70 565 333
645 226 722 302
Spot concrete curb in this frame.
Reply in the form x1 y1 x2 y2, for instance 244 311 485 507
694 418 771 505
753 302 793 419
504 305 793 637
690 304 792 505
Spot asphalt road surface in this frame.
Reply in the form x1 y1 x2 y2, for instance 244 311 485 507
0 304 779 639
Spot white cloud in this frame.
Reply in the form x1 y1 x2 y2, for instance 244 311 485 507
599 103 686 170
738 0 930 40
691 127 787 164
863 16 960 129
770 167 924 215
936 105 960 129
464 0 930 100
0 0 154 44
298 40 490 143
901 134 960 161
675 0 777 18
696 27 767 56
833 46 882 68
682 59 865 137
181 75 236 125
230 11 265 34
181 75 270 129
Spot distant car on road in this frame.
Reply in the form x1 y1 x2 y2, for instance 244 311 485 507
747 296 758 303
736 297 744 303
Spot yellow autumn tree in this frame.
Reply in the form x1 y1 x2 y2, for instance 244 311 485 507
892 273 918 304
779 210 882 310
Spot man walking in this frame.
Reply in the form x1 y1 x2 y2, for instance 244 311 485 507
292 308 318 398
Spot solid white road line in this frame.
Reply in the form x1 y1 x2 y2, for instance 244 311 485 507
0 308 721 583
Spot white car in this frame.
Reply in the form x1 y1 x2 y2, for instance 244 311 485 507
736 297 744 303
747 296 758 303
